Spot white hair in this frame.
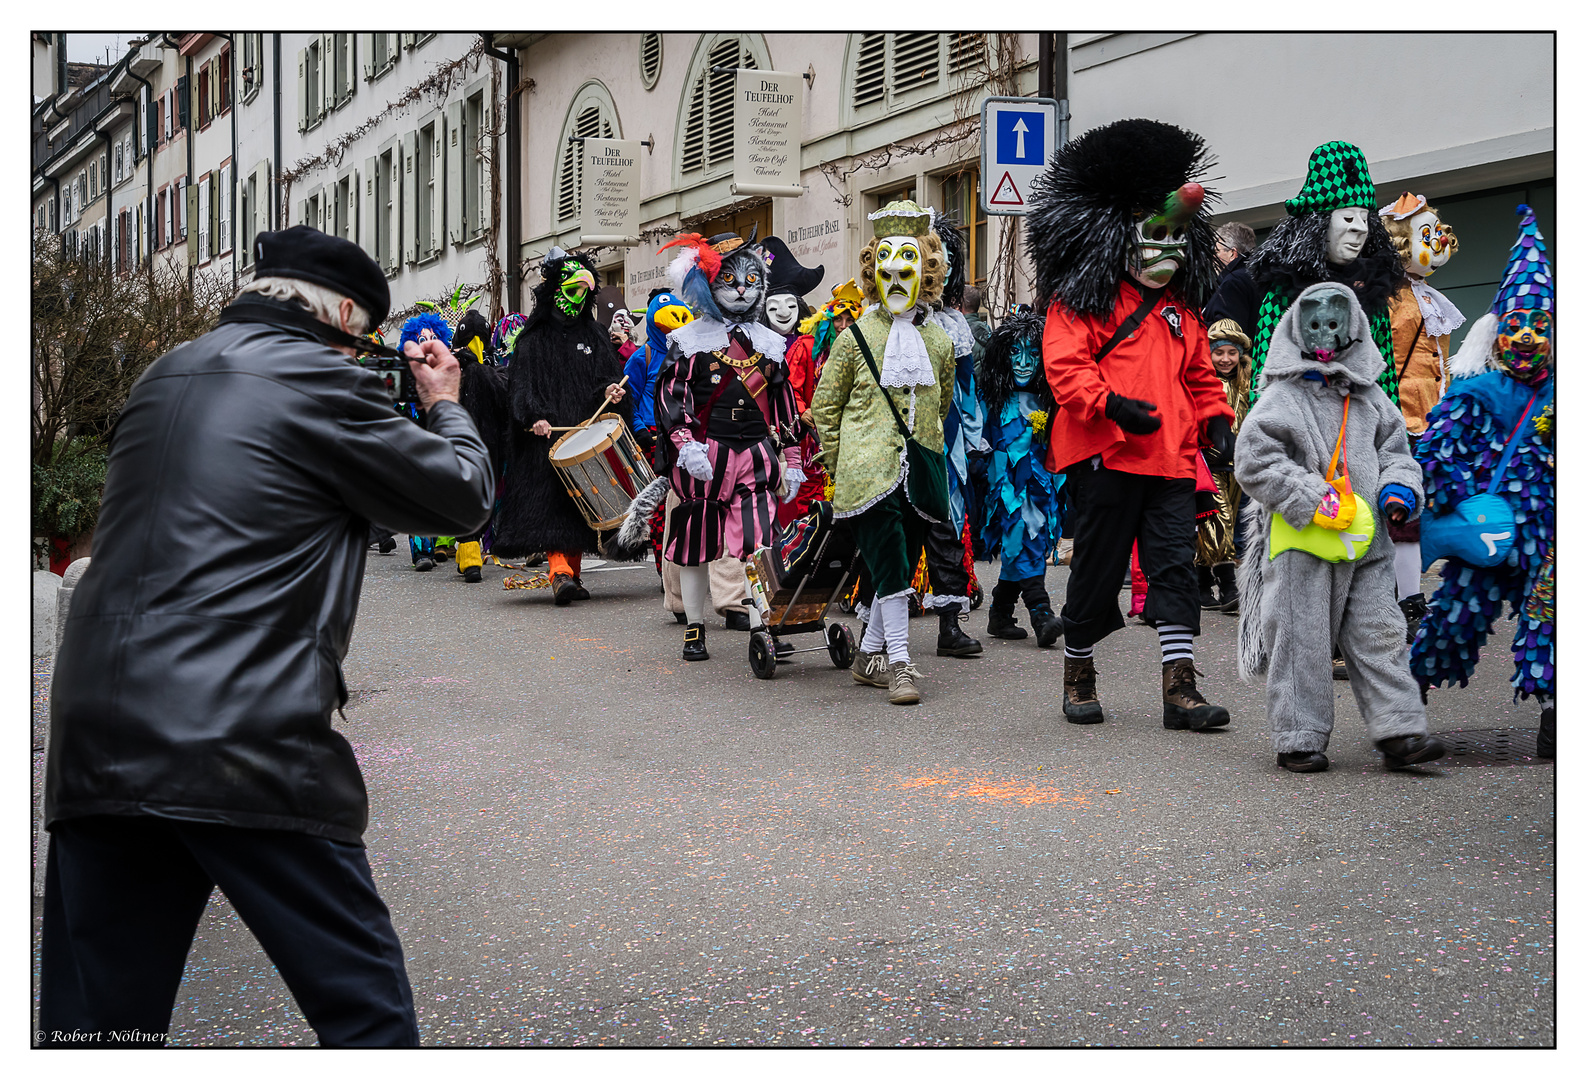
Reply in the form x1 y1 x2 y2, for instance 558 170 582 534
237 276 372 337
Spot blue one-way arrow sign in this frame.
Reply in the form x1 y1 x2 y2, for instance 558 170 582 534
980 96 1059 217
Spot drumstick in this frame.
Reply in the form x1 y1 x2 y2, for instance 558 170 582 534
583 374 631 427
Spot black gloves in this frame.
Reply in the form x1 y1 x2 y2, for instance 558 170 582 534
1203 415 1234 469
1105 393 1162 435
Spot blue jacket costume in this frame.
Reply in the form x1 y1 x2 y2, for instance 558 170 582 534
1409 205 1554 702
625 291 694 435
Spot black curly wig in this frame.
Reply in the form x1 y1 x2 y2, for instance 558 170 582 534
1025 118 1220 317
932 208 969 308
1245 210 1403 313
980 309 1054 422
525 249 600 330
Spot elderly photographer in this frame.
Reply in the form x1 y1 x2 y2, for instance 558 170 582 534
40 227 493 1048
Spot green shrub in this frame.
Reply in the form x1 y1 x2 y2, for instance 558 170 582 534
33 438 108 545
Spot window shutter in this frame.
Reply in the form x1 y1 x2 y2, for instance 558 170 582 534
177 74 190 128
681 66 705 173
209 171 220 257
362 155 378 258
320 34 333 116
854 33 886 107
297 199 308 227
401 130 417 264
948 32 986 73
358 33 373 79
446 101 463 245
257 159 272 233
348 169 360 243
386 150 401 271
343 35 356 100
402 33 416 50
210 60 221 122
296 48 308 131
705 38 740 169
187 181 199 260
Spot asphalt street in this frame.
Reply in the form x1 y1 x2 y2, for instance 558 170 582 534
32 546 1555 1046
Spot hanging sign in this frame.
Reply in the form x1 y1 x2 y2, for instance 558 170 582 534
733 69 804 199
579 137 642 246
980 96 1059 217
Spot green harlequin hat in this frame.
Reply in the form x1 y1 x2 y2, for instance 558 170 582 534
1285 141 1378 216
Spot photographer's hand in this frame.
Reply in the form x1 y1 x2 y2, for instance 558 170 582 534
404 340 462 411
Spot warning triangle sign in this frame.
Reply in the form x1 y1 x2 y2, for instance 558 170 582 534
989 170 1023 206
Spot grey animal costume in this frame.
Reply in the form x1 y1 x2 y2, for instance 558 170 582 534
1234 283 1428 754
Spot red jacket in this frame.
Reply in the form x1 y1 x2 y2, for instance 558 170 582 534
785 333 818 412
1042 282 1234 479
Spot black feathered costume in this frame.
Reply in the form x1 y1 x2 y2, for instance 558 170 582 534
491 251 632 559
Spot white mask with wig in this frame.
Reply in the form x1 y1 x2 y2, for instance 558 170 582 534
1326 206 1371 265
765 293 800 335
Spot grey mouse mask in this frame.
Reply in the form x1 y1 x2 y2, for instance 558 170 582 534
1297 287 1358 363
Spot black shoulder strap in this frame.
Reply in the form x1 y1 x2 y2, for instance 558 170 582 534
1093 287 1161 365
848 326 913 440
1396 314 1425 384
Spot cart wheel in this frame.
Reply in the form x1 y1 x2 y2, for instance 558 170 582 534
969 583 984 610
749 631 778 680
827 623 855 669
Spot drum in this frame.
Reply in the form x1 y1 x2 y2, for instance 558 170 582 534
548 414 656 531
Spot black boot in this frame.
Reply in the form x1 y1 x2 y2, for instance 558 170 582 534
1377 734 1447 769
1017 577 1062 648
1277 751 1329 773
986 579 1027 639
1213 561 1239 614
1198 564 1219 609
936 602 983 657
1536 705 1555 759
682 622 709 661
1398 593 1428 645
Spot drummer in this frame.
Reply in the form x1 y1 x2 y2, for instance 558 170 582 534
490 248 631 605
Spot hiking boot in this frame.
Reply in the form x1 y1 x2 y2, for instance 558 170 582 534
936 604 983 657
1399 593 1429 645
852 649 890 688
888 660 922 705
1028 604 1063 648
1278 751 1329 773
552 572 580 605
682 622 708 661
1537 706 1555 759
1062 655 1104 724
1213 561 1239 614
1377 734 1447 769
1162 658 1230 731
1198 565 1219 609
414 557 435 572
986 607 1027 639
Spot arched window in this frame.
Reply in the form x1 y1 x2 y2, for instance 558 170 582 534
846 33 986 121
552 82 620 227
674 34 771 184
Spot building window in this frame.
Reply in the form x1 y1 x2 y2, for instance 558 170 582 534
417 120 437 257
870 181 917 211
414 33 436 48
376 146 395 269
177 177 187 238
155 187 166 248
197 176 211 259
939 168 986 290
369 33 398 79
464 90 488 240
114 143 124 184
89 161 98 199
300 39 323 130
162 90 172 140
198 63 212 127
334 173 353 242
680 36 756 177
639 33 662 89
849 33 985 117
557 104 614 224
327 33 353 107
241 33 262 99
219 49 232 113
219 163 232 253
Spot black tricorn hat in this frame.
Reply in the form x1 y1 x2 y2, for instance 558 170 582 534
760 235 824 299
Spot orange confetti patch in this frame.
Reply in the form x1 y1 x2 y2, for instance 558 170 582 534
895 768 1093 807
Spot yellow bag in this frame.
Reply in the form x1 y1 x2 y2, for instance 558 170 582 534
1270 397 1375 563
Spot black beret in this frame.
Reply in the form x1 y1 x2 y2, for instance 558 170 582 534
253 225 391 328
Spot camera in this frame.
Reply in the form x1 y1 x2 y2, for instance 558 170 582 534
360 355 418 406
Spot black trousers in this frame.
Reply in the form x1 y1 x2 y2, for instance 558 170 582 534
39 815 420 1048
1060 461 1200 649
923 519 970 601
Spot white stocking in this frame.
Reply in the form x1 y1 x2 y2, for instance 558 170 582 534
860 602 887 654
680 564 710 625
879 593 912 665
1393 541 1422 600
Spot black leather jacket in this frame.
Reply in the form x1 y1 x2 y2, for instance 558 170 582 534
47 303 493 844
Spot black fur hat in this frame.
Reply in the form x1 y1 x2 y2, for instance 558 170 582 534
980 309 1054 421
932 209 968 308
1025 118 1219 317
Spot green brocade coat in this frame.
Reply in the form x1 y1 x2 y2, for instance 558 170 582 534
809 308 955 517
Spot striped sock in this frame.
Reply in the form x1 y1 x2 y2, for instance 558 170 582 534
1064 643 1094 660
1157 623 1195 664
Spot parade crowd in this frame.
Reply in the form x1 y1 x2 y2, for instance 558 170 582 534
40 119 1554 1047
